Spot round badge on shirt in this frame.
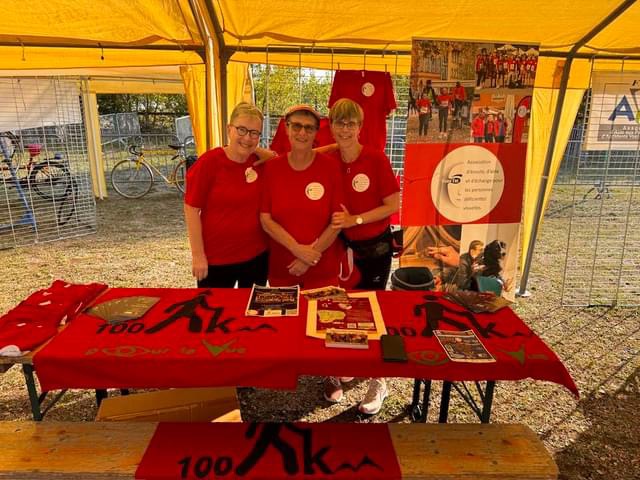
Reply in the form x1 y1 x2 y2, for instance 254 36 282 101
361 82 375 97
352 173 370 193
245 167 258 183
305 182 325 200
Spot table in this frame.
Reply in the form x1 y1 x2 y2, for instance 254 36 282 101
18 288 577 420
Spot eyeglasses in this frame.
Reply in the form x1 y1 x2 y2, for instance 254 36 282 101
287 122 317 134
333 120 359 130
230 124 261 139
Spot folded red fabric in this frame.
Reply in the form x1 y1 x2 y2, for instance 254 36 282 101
0 280 108 353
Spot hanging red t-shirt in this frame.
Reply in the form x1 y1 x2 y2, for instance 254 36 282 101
269 117 335 155
329 70 397 151
185 147 267 265
261 153 343 288
330 146 399 241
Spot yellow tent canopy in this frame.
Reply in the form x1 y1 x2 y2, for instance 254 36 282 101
2 0 640 292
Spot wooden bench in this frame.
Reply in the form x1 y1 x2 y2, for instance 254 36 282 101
0 422 557 479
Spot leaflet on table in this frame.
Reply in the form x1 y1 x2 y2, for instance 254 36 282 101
306 291 386 340
245 285 300 317
325 329 369 349
301 285 349 301
434 329 496 363
86 296 161 324
443 287 513 313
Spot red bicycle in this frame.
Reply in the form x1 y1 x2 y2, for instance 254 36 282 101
1 132 71 201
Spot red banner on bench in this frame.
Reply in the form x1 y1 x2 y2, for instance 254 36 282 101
135 422 401 479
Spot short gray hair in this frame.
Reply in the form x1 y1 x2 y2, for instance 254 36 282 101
230 102 264 124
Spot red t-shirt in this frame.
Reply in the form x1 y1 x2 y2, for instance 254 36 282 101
471 117 485 137
453 85 466 101
269 117 335 155
416 98 431 113
184 147 267 265
485 120 497 135
329 70 397 151
437 94 452 109
261 153 343 288
330 146 399 241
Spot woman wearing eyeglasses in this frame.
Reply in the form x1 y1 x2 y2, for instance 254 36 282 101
184 102 269 288
260 104 343 288
324 98 400 415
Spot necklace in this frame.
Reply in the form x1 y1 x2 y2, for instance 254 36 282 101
340 144 362 174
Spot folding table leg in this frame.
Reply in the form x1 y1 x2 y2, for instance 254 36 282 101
22 364 42 421
438 381 453 423
410 379 433 422
480 381 496 423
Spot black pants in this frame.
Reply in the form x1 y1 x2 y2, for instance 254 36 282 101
418 114 430 135
438 108 449 132
354 250 393 290
197 251 269 288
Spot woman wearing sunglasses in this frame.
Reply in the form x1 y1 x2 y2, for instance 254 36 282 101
260 104 343 288
184 102 269 288
324 98 400 415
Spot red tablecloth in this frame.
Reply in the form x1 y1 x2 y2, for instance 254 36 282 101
33 288 578 397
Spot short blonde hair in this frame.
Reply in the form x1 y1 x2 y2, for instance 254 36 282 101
329 98 364 124
230 102 264 124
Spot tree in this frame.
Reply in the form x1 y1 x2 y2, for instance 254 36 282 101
96 94 188 133
251 65 332 116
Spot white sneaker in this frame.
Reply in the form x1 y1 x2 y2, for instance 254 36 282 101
339 377 354 383
358 378 388 415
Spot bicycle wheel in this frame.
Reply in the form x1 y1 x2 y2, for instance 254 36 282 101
29 160 71 201
173 157 187 194
111 158 153 199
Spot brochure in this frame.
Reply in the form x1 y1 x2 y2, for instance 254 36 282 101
301 286 349 302
306 291 386 340
86 296 161 324
325 329 369 349
245 285 299 317
443 286 512 313
434 329 496 363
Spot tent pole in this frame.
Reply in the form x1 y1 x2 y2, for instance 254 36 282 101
220 49 231 142
204 0 230 144
518 0 637 296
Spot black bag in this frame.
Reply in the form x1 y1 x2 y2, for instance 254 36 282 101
344 228 392 259
186 154 198 170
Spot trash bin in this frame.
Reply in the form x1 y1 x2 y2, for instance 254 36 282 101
391 266 435 291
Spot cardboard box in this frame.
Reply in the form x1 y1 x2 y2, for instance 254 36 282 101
96 387 241 422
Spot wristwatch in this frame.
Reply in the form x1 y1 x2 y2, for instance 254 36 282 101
355 216 364 225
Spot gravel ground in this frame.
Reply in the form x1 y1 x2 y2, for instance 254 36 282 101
0 189 638 480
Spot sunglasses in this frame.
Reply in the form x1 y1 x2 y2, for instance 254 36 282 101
287 122 317 134
231 124 261 139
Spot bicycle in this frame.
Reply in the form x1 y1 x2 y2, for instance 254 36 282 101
110 144 187 199
1 133 77 231
0 132 71 202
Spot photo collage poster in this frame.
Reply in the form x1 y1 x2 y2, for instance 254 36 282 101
401 39 539 301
